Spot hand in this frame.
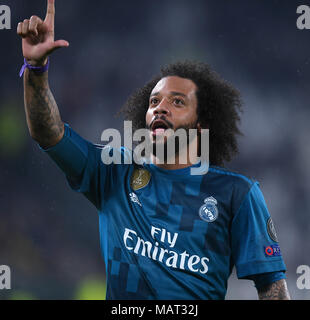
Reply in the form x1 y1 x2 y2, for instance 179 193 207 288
17 0 69 66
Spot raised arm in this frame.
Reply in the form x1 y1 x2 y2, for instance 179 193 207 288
17 0 69 148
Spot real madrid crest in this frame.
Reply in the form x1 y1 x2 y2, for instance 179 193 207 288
199 196 219 223
130 168 151 191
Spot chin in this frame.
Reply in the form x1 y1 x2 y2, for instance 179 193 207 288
151 138 182 163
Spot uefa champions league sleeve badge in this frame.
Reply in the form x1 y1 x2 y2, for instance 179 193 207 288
199 196 219 223
267 217 279 243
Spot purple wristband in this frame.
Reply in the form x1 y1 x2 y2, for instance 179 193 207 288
19 58 49 78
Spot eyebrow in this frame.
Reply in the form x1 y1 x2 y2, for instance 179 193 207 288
150 91 187 98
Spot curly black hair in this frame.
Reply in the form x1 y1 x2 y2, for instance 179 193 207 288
120 60 243 166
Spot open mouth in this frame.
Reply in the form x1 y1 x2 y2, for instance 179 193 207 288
151 120 170 136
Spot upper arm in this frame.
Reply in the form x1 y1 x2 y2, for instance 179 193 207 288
43 124 105 209
42 124 131 210
231 182 286 279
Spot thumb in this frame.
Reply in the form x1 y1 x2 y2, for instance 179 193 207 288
47 39 69 54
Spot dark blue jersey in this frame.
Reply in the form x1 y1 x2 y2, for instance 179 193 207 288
43 124 286 299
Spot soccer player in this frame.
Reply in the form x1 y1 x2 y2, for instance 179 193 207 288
17 0 290 300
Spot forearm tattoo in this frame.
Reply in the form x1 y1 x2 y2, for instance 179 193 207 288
24 69 64 148
258 279 291 300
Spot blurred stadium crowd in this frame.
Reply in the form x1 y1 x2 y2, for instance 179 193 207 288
1 0 310 299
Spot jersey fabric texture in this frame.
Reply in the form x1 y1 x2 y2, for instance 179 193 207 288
42 123 286 300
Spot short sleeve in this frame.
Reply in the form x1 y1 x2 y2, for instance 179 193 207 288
42 123 111 210
231 182 286 279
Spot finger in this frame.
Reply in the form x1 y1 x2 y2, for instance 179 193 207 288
45 0 55 27
29 16 44 36
53 40 70 48
17 22 23 36
46 39 70 54
21 19 30 37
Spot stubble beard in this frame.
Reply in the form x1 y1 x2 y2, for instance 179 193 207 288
148 120 199 164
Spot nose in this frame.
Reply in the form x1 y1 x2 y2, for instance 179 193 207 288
153 99 171 116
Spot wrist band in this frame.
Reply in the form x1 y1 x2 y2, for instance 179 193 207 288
19 57 50 78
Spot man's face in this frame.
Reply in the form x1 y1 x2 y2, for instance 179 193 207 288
145 76 199 145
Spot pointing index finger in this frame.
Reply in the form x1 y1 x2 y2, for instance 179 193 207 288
45 0 55 26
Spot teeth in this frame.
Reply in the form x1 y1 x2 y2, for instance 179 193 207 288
153 123 167 130
153 127 166 131
154 128 165 134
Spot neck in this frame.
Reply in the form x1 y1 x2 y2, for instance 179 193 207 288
151 138 199 170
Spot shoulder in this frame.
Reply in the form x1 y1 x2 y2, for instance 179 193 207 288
209 165 256 189
92 145 133 163
207 166 261 213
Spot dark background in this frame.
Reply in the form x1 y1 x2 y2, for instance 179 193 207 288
0 0 309 299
